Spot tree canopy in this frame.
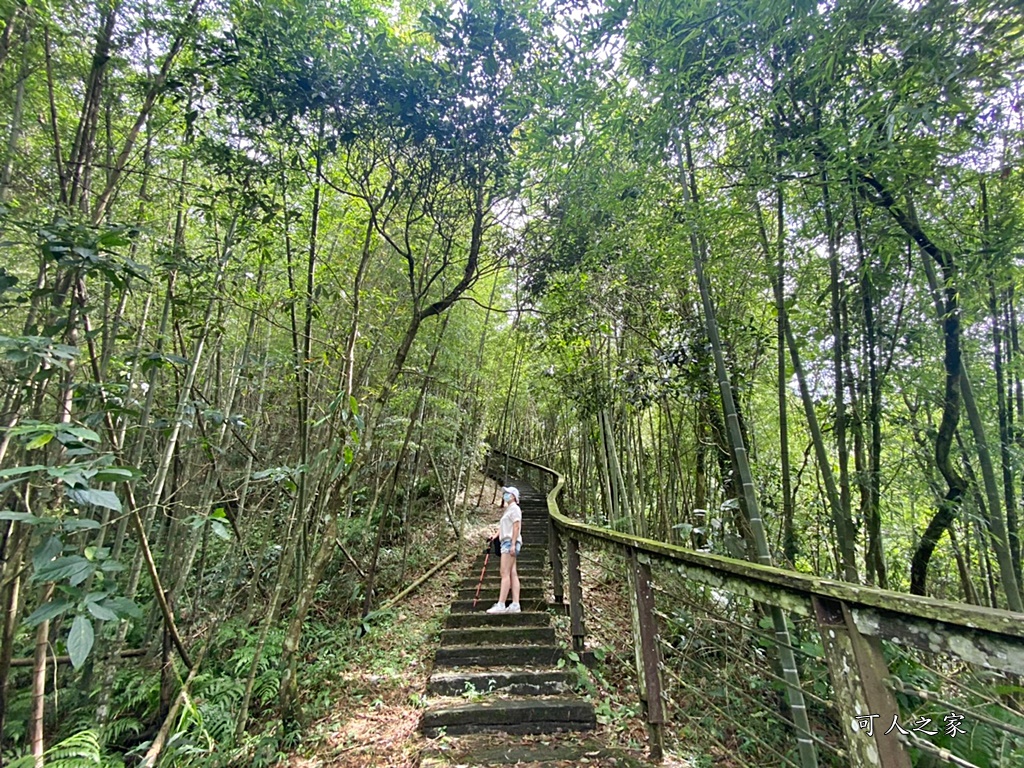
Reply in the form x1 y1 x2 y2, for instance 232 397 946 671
1 0 1023 764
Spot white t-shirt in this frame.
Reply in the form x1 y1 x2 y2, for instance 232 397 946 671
499 502 523 545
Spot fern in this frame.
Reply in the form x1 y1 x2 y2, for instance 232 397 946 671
7 729 111 768
253 672 280 707
46 731 103 768
102 716 143 746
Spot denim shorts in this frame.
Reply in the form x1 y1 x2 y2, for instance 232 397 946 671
500 539 522 556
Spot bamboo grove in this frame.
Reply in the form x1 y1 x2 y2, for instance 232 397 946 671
0 0 549 763
505 0 1024 610
1 0 1023 765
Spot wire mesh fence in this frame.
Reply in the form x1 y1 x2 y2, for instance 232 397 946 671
487 451 1024 767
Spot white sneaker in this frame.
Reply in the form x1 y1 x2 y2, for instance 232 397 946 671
506 602 521 613
485 603 507 614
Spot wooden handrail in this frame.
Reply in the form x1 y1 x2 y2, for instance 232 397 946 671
491 447 1024 668
492 447 1024 766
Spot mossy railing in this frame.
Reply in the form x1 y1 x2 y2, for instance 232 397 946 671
488 449 1024 768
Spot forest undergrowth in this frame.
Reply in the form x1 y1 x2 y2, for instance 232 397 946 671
262 473 505 768
279 473 674 768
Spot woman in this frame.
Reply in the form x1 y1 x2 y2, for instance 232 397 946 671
486 486 522 613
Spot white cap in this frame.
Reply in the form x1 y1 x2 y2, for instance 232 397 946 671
502 486 520 502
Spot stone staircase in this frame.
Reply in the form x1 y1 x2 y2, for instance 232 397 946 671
420 485 597 740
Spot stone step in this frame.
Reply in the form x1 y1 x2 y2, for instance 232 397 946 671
426 669 575 697
467 558 545 569
440 626 556 646
459 584 543 597
444 611 550 629
434 644 564 668
466 570 545 582
419 735 651 767
420 697 596 736
469 557 545 569
471 548 546 555
449 598 545 613
456 586 543 601
460 578 543 590
468 561 544 573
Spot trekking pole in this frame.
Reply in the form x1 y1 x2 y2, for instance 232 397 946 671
473 551 490 607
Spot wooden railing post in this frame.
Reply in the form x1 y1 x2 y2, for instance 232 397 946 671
813 596 911 768
627 548 666 762
549 517 564 605
567 536 585 653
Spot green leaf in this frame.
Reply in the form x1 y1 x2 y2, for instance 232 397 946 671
0 465 45 478
0 511 42 524
62 426 100 442
33 535 63 570
105 596 143 618
210 520 231 541
67 615 94 669
672 522 693 537
48 465 89 487
26 432 54 450
0 478 32 494
86 601 119 621
25 598 72 627
66 488 122 512
91 467 137 483
97 229 132 247
35 555 94 586
62 517 102 532
84 546 109 560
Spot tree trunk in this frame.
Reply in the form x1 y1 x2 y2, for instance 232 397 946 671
868 178 1020 606
90 0 203 222
784 318 859 582
362 313 450 617
822 168 854 575
0 2 25 76
851 198 887 587
0 11 30 200
67 1 119 214
754 192 796 565
680 128 817 768
31 583 56 767
906 214 1023 609
0 522 30 750
982 180 1021 588
235 490 301 740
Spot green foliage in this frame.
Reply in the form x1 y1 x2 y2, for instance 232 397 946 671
887 645 1024 767
1 0 1020 763
7 729 114 768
